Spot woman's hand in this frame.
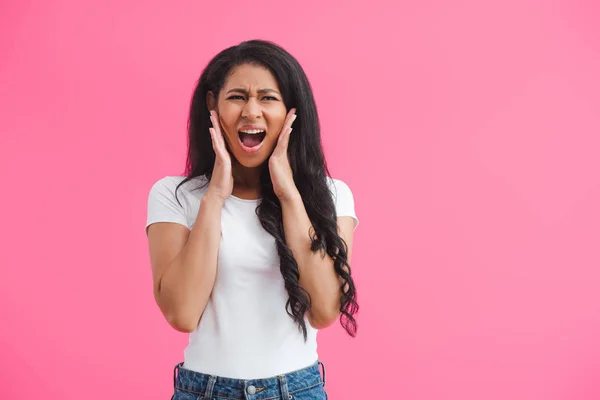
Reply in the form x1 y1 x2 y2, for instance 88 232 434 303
206 110 233 202
269 108 299 202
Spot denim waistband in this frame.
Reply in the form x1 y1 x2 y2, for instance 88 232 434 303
173 360 326 399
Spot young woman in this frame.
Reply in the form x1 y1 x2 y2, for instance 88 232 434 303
146 39 359 400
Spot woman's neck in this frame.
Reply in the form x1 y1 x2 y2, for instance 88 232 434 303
231 161 262 199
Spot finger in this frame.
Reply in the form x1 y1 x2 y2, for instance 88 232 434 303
210 111 219 134
284 108 297 130
274 127 291 155
275 109 296 153
279 127 293 151
278 109 295 138
209 127 220 155
214 112 229 151
210 111 223 138
216 128 227 154
210 128 226 161
210 111 228 152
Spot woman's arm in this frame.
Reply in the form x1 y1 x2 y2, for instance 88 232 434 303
147 111 233 333
147 194 224 333
280 192 355 329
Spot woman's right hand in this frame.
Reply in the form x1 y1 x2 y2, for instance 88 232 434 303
207 110 233 202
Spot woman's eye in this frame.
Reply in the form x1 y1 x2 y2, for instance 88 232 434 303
227 95 245 100
262 96 279 101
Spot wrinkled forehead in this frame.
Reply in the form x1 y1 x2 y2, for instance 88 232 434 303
222 63 281 93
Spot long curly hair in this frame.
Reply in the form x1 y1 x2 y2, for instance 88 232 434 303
175 39 358 339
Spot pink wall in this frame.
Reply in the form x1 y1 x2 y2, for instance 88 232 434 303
2 0 599 399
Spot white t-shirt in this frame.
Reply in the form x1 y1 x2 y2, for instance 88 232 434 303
146 175 358 379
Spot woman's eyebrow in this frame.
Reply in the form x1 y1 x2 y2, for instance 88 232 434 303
226 88 281 95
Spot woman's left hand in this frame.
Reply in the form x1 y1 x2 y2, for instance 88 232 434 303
269 108 299 201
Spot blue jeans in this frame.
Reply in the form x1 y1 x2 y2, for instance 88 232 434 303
171 360 327 400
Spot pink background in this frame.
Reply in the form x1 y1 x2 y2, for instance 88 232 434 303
1 0 599 399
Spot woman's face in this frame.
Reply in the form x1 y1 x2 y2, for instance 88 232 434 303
209 63 288 168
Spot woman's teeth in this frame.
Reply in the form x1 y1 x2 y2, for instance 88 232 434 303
239 129 265 134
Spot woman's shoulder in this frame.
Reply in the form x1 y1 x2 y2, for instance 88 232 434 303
325 176 358 225
152 175 208 190
325 176 354 196
149 175 209 202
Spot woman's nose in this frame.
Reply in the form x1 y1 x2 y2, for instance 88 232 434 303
241 98 261 120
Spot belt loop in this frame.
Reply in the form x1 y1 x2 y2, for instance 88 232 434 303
204 375 217 399
318 361 326 386
278 375 291 399
173 363 181 388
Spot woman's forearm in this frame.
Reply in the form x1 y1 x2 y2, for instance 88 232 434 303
280 191 342 328
157 195 223 332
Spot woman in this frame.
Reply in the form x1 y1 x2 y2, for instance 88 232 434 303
146 39 359 400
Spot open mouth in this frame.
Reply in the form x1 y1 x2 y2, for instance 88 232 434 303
238 129 266 152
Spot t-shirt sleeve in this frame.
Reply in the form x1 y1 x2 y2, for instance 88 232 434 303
146 177 190 234
330 178 359 230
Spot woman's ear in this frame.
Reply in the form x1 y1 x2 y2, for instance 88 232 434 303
206 91 216 111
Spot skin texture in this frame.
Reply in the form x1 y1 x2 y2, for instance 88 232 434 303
207 64 293 200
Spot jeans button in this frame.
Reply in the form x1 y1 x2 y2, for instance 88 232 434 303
247 385 257 395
